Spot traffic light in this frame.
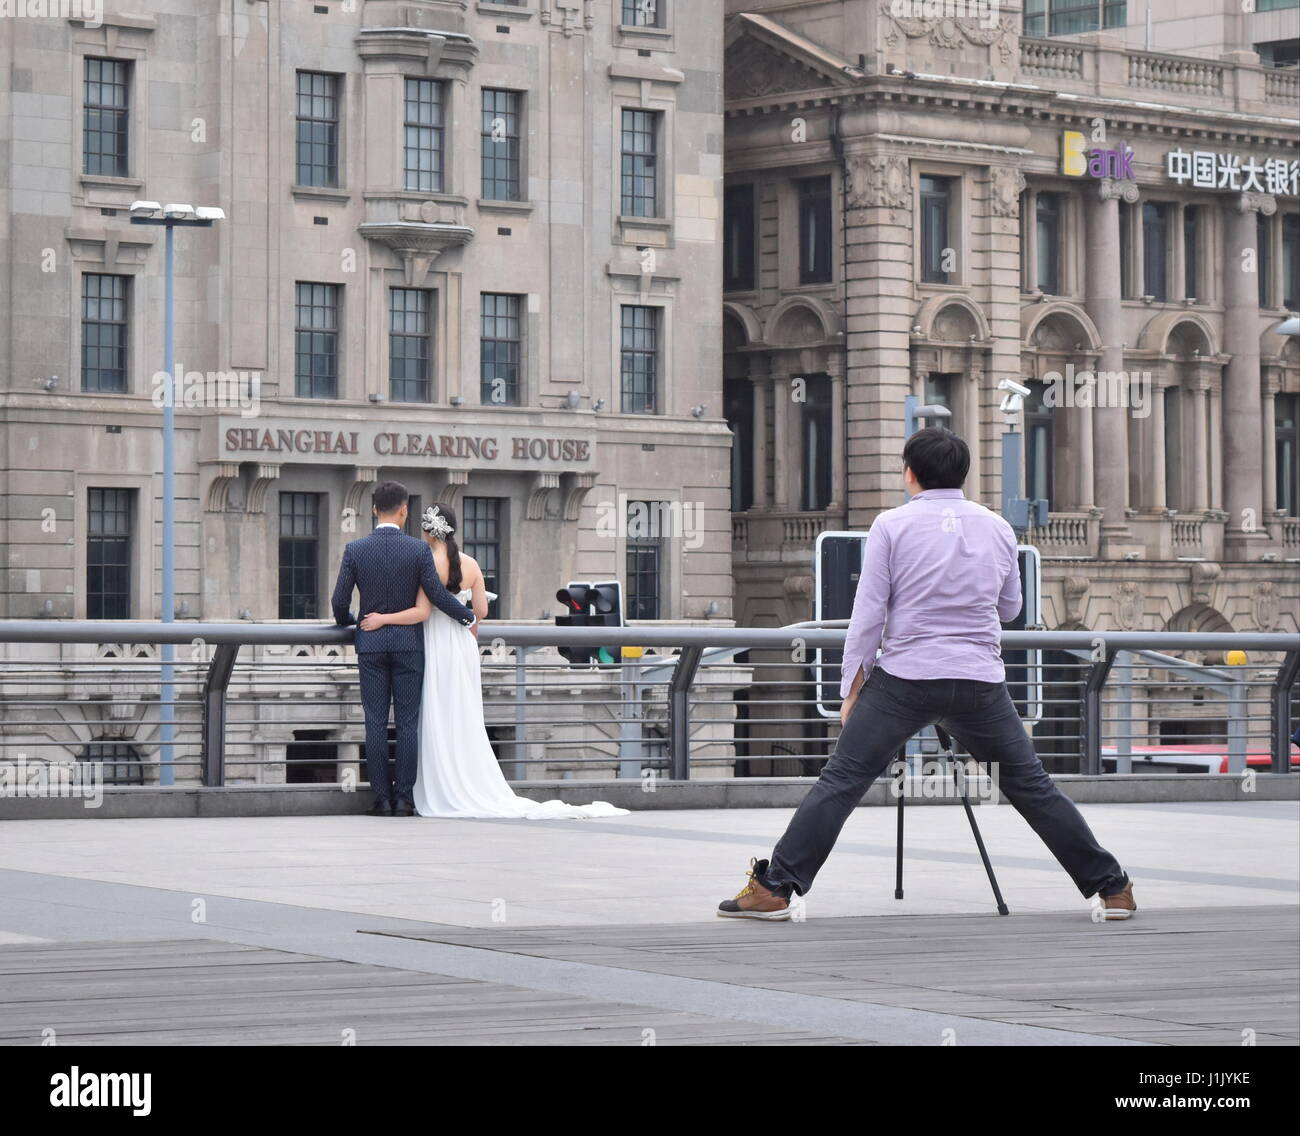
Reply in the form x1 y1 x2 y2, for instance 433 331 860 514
555 584 596 665
554 581 623 665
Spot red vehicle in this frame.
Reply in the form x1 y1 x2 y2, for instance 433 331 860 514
1101 743 1300 774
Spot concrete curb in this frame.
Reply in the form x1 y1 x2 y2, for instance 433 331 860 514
0 773 1295 819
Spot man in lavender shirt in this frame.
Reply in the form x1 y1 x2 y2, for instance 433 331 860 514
718 428 1134 921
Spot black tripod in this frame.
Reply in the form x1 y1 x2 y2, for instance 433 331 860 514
893 724 1009 916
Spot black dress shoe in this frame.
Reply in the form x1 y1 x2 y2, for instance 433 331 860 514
366 800 394 817
393 800 416 817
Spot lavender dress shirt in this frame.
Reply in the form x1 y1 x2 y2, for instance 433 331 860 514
839 489 1022 697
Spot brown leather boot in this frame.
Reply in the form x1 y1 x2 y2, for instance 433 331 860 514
717 857 791 921
1100 879 1137 921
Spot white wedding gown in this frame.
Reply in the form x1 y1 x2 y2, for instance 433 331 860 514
413 589 629 819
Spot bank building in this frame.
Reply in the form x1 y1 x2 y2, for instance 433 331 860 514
721 0 1298 770
0 1 734 782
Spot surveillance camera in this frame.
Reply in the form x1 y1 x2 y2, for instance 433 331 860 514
998 378 1031 399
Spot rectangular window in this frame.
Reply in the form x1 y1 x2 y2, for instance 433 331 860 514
1024 0 1126 36
1283 213 1300 312
724 378 754 513
1164 387 1182 512
278 493 321 619
1258 213 1272 309
83 58 129 176
1036 192 1061 294
798 175 833 285
87 488 133 619
294 282 339 399
295 71 340 187
1024 382 1054 505
626 502 663 620
81 273 128 393
723 183 756 292
480 293 522 406
620 305 659 414
1183 205 1200 301
462 497 503 619
920 175 953 285
1278 394 1300 518
404 495 423 538
620 108 660 217
481 88 522 202
1142 202 1169 301
800 374 833 512
389 288 432 403
622 0 662 27
404 78 445 193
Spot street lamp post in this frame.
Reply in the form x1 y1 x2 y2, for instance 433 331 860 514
129 201 224 786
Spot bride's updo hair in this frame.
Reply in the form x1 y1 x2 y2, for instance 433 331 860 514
422 503 463 592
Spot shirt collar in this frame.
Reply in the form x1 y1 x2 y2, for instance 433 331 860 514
374 522 401 531
911 489 966 501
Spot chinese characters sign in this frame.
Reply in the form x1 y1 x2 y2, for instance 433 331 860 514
1166 149 1298 196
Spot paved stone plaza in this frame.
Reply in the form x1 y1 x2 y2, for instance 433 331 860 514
0 801 1295 1045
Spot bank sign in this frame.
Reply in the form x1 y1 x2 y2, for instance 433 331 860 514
1061 131 1133 179
1166 148 1298 196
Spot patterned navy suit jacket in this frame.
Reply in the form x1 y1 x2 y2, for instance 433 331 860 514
331 525 475 654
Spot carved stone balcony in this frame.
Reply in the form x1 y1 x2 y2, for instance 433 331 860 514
1025 511 1101 559
731 510 847 564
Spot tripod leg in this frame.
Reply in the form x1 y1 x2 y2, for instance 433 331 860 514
954 758 1009 916
894 751 904 900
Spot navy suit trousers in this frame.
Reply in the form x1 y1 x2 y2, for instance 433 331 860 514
357 649 425 804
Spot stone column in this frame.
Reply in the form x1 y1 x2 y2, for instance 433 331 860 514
772 369 791 511
1222 191 1275 555
751 355 770 510
1149 377 1167 511
1084 178 1139 555
1262 374 1280 517
1190 382 1210 511
827 353 846 513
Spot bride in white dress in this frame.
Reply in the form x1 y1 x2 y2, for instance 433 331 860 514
359 504 628 820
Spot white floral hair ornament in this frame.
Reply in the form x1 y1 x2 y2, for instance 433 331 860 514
421 505 454 538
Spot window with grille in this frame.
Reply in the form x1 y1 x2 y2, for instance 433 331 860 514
404 78 445 193
620 109 660 217
462 497 503 619
620 305 659 414
279 493 322 619
389 288 433 403
724 184 756 292
1142 202 1170 302
88 488 133 619
481 89 522 201
626 501 663 620
81 274 128 392
622 0 663 27
83 58 129 176
480 293 522 406
79 741 145 786
919 175 953 285
294 283 339 399
296 71 340 187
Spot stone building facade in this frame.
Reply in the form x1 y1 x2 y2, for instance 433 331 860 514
0 1 734 780
722 0 1299 764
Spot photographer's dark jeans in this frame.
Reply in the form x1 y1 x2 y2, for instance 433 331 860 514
766 667 1127 899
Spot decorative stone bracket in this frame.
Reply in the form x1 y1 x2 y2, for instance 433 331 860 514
344 467 380 519
435 469 469 510
205 462 241 512
357 220 474 286
526 472 561 520
561 471 598 521
245 464 281 514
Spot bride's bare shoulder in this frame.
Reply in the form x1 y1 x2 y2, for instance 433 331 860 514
458 552 483 583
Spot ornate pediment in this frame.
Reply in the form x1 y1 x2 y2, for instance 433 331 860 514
726 35 831 100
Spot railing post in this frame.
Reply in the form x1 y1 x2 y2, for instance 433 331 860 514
668 646 703 780
511 646 528 782
1080 649 1116 776
1271 650 1300 775
1226 673 1247 776
200 643 240 787
1114 651 1132 775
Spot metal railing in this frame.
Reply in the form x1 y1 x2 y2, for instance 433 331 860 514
0 621 1296 786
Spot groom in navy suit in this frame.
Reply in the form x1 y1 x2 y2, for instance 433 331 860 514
331 481 476 816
